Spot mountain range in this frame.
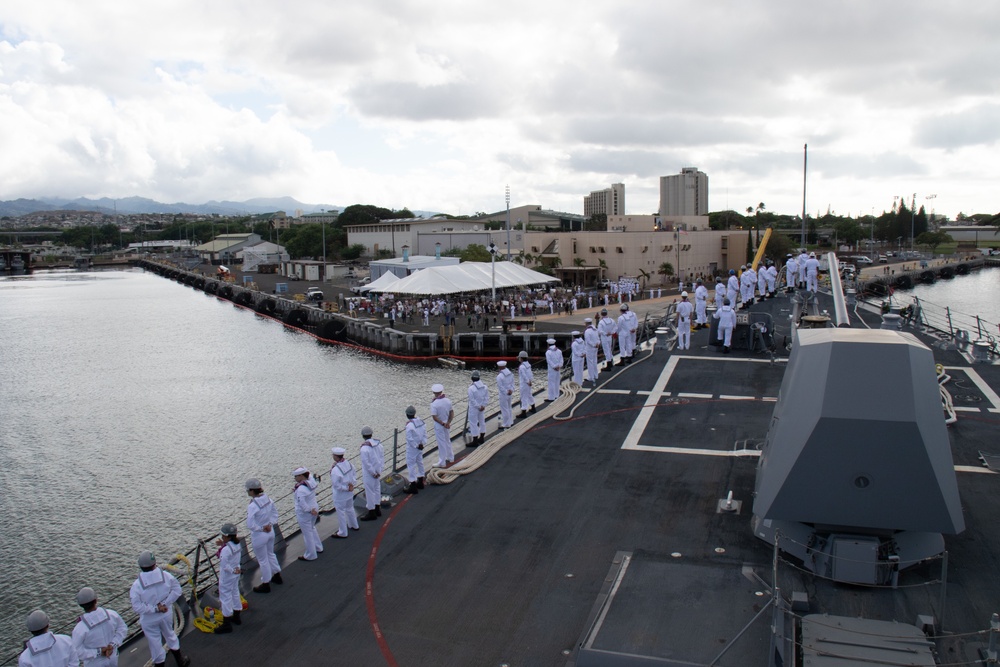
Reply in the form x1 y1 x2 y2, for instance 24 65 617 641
0 196 344 218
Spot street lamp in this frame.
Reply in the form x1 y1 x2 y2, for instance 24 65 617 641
505 185 511 261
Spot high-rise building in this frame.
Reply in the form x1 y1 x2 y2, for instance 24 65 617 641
659 168 708 216
584 183 625 219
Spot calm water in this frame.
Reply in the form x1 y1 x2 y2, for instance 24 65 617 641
0 269 464 657
891 266 1000 324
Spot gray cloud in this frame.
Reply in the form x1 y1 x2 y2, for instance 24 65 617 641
348 80 504 121
914 104 1000 149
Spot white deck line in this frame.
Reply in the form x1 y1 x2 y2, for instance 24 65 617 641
599 389 634 395
622 356 679 450
954 407 982 413
626 445 762 457
948 366 1000 411
719 395 755 401
678 392 714 399
956 465 997 475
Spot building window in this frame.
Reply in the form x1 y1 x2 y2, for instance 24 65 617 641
589 246 597 253
641 246 648 253
663 245 673 251
616 247 624 253
598 246 606 253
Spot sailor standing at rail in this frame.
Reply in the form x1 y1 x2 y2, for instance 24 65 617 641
765 261 778 297
495 361 514 430
467 371 489 446
694 279 709 329
726 269 739 306
583 318 600 382
330 447 359 538
516 351 537 417
616 303 638 364
757 262 768 301
403 406 426 494
805 251 820 293
570 331 585 385
796 249 809 288
213 523 243 634
714 298 736 354
714 276 726 309
544 338 562 401
740 264 756 308
784 254 797 291
597 309 616 368
293 467 322 560
72 587 127 666
245 478 283 593
359 427 384 521
675 291 693 350
430 384 455 466
20 610 78 667
129 551 190 666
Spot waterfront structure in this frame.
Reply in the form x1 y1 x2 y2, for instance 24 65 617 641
369 253 461 280
660 167 709 216
523 228 748 287
195 233 262 264
584 184 625 219
345 217 487 258
415 229 525 257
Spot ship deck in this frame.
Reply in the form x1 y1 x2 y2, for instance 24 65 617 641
119 290 1000 667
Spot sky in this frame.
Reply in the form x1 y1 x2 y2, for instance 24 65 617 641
1 1 999 220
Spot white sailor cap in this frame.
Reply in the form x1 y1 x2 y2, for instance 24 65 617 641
331 446 346 456
25 610 48 632
497 360 507 367
431 383 444 393
546 338 556 344
681 291 688 297
584 317 593 323
571 330 580 336
293 467 309 476
76 587 97 606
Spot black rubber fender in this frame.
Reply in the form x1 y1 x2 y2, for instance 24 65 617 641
919 270 935 283
956 263 970 275
317 319 348 340
234 292 254 307
205 281 218 294
256 298 277 316
284 309 310 328
939 266 955 279
893 274 912 289
219 285 234 299
194 278 206 289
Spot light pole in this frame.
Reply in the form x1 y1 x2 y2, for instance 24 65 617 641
505 185 511 261
910 192 917 250
321 218 326 282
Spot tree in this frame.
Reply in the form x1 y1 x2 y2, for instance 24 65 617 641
638 268 651 289
745 232 754 264
584 213 607 231
657 262 674 284
915 231 953 253
598 258 608 282
833 219 864 247
342 243 366 260
459 243 493 262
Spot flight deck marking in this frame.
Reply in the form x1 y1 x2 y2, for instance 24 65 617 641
719 394 755 400
600 389 633 395
947 366 1000 412
678 392 713 399
365 495 413 667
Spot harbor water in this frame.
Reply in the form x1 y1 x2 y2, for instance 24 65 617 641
0 268 466 657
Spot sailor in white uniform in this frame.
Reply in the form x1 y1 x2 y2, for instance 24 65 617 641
675 291 694 350
757 263 768 299
516 350 536 417
765 261 778 296
330 447 359 537
129 552 190 666
726 269 740 305
293 467 322 560
714 298 737 353
467 371 489 446
583 318 600 382
20 610 78 667
544 338 563 401
616 303 638 364
403 406 426 493
213 523 243 633
784 254 797 291
359 426 384 521
72 587 127 666
597 309 616 368
694 279 709 328
495 361 514 429
245 478 283 593
570 331 585 385
740 265 756 308
714 276 726 309
797 250 809 288
430 383 455 465
805 251 820 292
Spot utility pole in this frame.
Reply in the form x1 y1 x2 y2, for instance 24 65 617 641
505 185 511 261
801 143 807 246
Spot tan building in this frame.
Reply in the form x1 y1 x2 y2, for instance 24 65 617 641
346 217 487 257
475 205 585 231
606 214 711 232
584 183 625 219
660 167 709 216
522 229 752 288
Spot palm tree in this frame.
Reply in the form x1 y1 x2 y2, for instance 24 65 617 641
638 268 651 290
657 262 674 284
598 258 608 283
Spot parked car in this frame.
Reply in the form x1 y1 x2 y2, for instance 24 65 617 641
853 255 873 264
878 255 888 263
306 287 324 302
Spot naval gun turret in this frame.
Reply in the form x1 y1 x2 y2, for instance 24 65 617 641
751 328 964 585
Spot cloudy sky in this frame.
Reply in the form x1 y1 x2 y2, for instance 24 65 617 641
2 1 998 219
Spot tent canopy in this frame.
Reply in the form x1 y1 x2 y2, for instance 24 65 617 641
359 272 401 293
384 261 557 295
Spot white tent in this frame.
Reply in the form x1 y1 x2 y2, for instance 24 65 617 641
386 261 558 295
359 272 401 293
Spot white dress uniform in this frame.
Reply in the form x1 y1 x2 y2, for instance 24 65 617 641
72 607 127 666
676 298 694 350
726 274 740 304
360 438 384 512
517 360 535 412
218 541 242 617
617 310 638 360
545 344 563 401
19 632 78 667
247 493 281 585
757 265 768 298
797 252 809 287
467 380 490 438
330 459 359 536
714 304 737 348
583 325 600 381
785 256 797 289
714 280 726 308
405 417 427 483
495 365 515 428
597 315 616 366
294 476 322 560
570 335 585 385
740 267 757 305
129 568 183 665
805 255 820 292
765 265 777 295
430 393 455 465
694 284 709 325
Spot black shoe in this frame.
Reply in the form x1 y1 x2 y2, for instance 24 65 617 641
170 650 191 667
478 434 485 445
231 610 242 625
376 505 382 517
518 412 526 419
253 582 271 594
214 619 233 634
529 405 537 414
723 346 731 354
417 477 425 489
271 572 283 585
360 510 378 521
404 483 419 494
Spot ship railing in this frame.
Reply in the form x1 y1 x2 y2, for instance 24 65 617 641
890 294 999 354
